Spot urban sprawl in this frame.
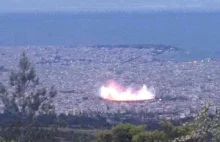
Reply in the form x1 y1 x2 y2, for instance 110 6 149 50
0 45 219 123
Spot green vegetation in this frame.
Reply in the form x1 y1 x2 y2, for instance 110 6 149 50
0 52 58 142
0 52 220 142
97 105 220 142
97 122 191 142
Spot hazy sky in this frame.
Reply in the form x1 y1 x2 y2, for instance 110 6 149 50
1 0 220 12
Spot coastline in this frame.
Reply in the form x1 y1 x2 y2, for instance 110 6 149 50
0 45 219 122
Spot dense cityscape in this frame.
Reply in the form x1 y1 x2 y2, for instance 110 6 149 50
0 45 218 123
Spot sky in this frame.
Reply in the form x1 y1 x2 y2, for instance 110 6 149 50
0 0 220 12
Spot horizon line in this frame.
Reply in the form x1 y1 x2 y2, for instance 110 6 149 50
1 7 220 14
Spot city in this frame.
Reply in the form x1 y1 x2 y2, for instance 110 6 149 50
0 45 218 123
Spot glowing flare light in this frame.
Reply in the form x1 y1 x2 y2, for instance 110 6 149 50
100 81 155 101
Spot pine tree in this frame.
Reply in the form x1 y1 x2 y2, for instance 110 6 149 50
0 52 57 142
172 104 215 142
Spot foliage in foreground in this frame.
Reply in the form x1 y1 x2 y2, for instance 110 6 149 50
97 105 220 142
0 52 58 142
97 122 191 142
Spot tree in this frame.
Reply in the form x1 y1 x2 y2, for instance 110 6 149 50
172 104 215 142
97 123 146 142
132 131 169 142
0 52 57 142
97 130 113 142
112 123 145 142
160 121 192 140
160 121 174 138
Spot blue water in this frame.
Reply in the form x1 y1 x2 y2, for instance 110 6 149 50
0 12 220 60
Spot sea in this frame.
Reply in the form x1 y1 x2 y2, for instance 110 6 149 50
0 11 219 61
